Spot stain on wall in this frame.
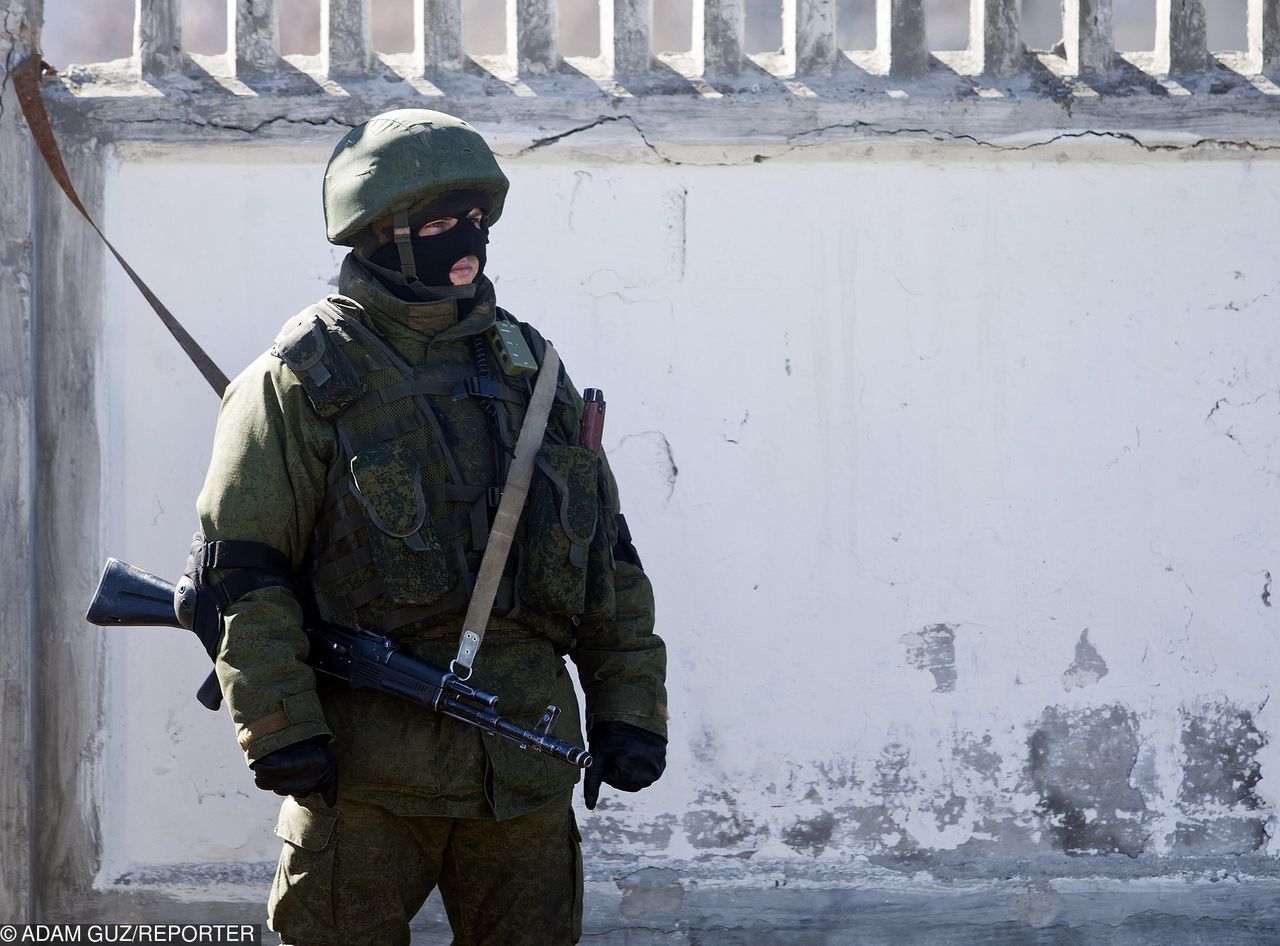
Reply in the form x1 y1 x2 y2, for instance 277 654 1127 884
1173 818 1268 855
956 733 1004 782
581 812 677 857
781 811 837 856
1061 628 1109 690
616 867 685 920
1179 699 1265 809
901 624 957 693
931 791 968 830
1026 704 1148 856
683 790 769 850
1173 699 1268 854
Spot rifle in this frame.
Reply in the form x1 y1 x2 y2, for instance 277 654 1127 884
86 558 591 769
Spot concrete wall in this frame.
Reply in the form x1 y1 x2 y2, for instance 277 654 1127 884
85 135 1280 936
0 0 41 924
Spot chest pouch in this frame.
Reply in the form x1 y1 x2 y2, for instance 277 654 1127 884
322 437 454 616
518 444 609 619
350 441 433 548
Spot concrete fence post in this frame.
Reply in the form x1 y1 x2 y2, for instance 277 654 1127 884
605 0 652 74
135 0 182 76
698 0 744 76
510 0 558 74
418 0 465 71
1063 0 1112 74
1154 0 1207 74
323 0 374 76
230 0 279 75
1248 0 1280 73
877 0 928 76
787 0 838 75
971 0 1021 75
0 0 40 923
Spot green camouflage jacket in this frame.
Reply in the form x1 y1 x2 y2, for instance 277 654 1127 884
196 257 667 819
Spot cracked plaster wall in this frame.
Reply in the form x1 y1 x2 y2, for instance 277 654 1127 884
92 136 1280 898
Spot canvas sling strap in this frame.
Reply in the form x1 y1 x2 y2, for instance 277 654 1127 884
12 54 230 396
452 342 562 679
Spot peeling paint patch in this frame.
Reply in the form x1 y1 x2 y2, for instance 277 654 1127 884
1172 817 1269 855
1009 883 1065 929
616 867 684 919
581 813 676 856
932 791 968 830
956 733 1003 783
875 743 918 798
900 623 956 692
1062 628 1109 690
1026 704 1148 856
1179 699 1266 811
683 790 769 850
950 816 1043 860
810 759 856 792
831 802 919 854
781 810 836 856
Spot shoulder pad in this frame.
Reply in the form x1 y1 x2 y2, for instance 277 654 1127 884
272 299 365 419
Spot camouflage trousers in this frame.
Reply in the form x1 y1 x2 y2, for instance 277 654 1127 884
268 791 582 946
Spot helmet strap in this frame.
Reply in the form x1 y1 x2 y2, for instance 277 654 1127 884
393 209 418 283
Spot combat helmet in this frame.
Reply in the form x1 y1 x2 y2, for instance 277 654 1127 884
323 109 509 251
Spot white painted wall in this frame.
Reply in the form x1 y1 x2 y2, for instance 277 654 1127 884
97 138 1280 881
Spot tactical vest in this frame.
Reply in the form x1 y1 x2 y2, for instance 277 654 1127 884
272 297 616 640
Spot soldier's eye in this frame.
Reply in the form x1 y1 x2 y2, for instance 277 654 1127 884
419 218 457 236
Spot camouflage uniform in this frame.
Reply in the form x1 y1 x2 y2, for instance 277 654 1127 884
195 112 667 946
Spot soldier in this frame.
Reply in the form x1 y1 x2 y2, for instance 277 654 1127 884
192 110 669 946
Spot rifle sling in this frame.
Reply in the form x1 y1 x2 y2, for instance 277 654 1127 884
13 54 230 397
453 343 562 677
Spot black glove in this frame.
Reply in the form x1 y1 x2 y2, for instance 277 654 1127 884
583 721 666 811
250 735 338 807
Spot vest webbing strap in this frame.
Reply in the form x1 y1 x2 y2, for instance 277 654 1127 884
374 575 516 636
346 412 440 455
311 543 375 587
453 343 561 677
345 379 457 416
13 55 231 397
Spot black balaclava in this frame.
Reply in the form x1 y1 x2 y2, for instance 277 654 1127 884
362 190 494 305
368 212 490 288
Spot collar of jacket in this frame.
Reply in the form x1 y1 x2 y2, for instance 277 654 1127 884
339 253 500 348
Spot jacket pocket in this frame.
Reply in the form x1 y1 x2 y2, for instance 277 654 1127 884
519 445 599 617
269 797 339 934
275 795 338 851
342 438 454 608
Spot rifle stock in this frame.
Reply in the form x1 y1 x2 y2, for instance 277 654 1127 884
86 558 591 769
